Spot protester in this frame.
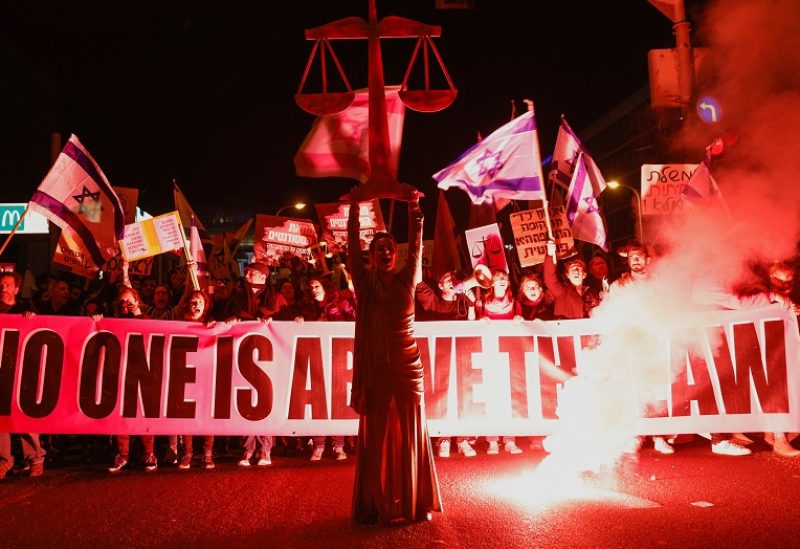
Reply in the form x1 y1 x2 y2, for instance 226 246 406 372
585 253 612 295
170 289 218 469
748 260 800 457
416 270 478 457
416 270 476 321
476 269 523 455
348 184 441 525
544 240 602 319
516 272 554 321
106 286 159 472
230 261 283 467
303 276 354 461
0 272 45 479
691 269 797 456
609 241 674 456
35 278 81 316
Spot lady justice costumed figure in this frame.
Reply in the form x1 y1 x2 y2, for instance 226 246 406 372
347 183 442 525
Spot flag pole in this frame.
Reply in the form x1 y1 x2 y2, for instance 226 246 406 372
181 219 201 292
523 99 556 259
0 204 30 258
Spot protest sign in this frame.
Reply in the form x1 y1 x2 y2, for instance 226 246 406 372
119 211 184 261
314 200 385 252
465 223 508 273
641 164 698 215
253 215 318 265
509 206 573 267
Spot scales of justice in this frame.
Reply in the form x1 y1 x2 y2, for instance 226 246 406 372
295 0 457 201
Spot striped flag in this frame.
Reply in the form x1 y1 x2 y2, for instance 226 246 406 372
190 215 209 280
294 86 405 182
29 134 124 269
173 181 211 244
566 153 608 251
549 117 606 200
680 152 731 219
434 110 546 204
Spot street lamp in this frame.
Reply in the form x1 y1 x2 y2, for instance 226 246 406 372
606 181 643 242
275 202 307 217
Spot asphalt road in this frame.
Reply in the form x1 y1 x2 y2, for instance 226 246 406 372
2 436 800 548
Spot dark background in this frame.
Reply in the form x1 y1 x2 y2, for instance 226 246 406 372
1 1 703 225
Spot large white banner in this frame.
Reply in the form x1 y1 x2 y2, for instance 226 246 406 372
0 306 798 436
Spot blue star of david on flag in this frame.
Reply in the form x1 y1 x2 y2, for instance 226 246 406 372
476 148 504 178
433 110 545 204
566 152 608 251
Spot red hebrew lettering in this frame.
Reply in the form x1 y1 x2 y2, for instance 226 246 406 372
498 336 533 419
237 334 273 421
0 329 20 415
213 336 234 419
331 338 357 420
288 337 328 420
19 330 64 418
166 335 198 419
419 337 453 420
455 337 484 419
122 334 165 419
79 332 122 419
670 333 719 416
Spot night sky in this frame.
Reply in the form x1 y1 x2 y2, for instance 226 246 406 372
2 1 695 225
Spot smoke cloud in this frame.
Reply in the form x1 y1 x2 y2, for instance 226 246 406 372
540 1 800 477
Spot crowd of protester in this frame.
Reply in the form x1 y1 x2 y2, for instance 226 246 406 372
2 236 800 480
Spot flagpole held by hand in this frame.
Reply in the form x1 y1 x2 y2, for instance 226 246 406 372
523 99 556 262
179 224 200 292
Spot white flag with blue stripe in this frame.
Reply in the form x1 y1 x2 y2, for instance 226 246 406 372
566 152 608 251
433 110 546 205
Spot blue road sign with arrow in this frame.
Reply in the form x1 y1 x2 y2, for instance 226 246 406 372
696 96 722 123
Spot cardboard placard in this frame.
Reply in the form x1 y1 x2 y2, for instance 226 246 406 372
509 206 574 267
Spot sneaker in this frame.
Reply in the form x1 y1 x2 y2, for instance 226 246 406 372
178 453 192 470
257 452 271 466
333 446 348 461
29 462 44 478
457 440 477 457
438 440 451 458
712 440 752 456
143 453 158 472
108 454 128 473
504 441 523 455
653 436 675 455
487 441 499 455
238 453 252 467
202 455 215 470
310 445 324 461
163 446 178 465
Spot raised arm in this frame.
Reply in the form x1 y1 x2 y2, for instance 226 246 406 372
347 198 366 286
543 242 567 298
405 195 424 286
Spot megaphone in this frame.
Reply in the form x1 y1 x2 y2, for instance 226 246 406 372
453 264 493 294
